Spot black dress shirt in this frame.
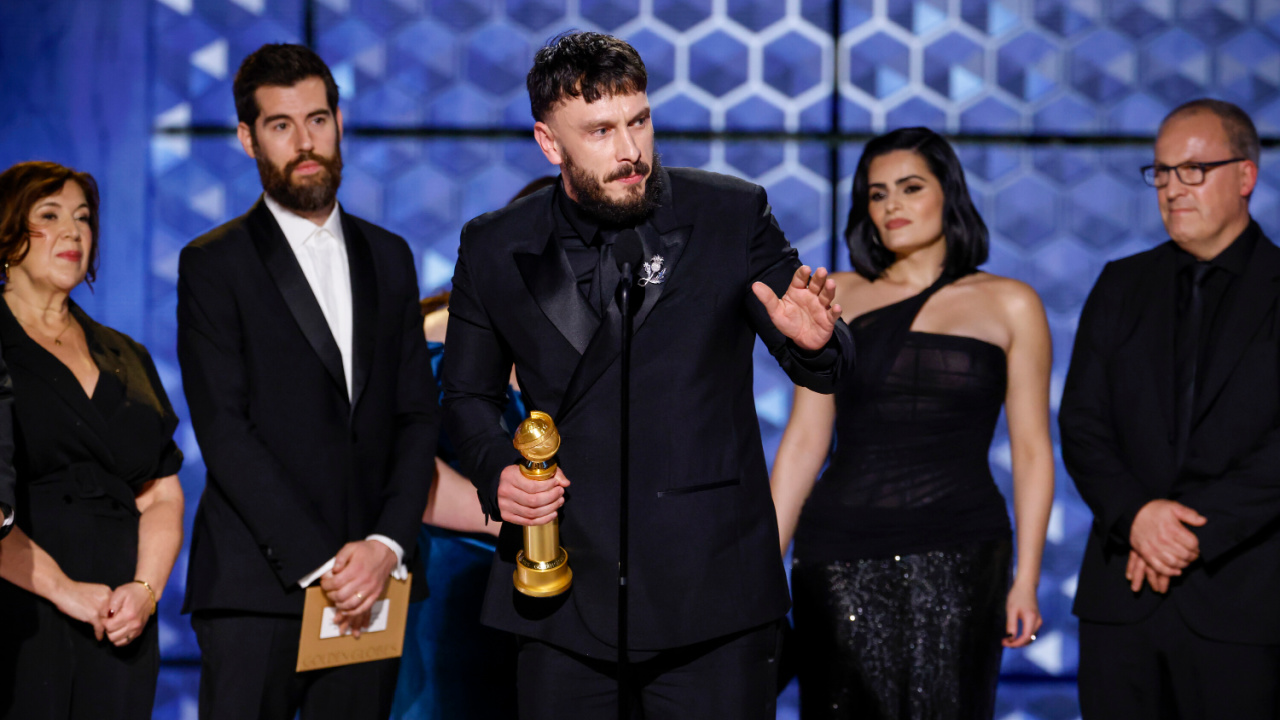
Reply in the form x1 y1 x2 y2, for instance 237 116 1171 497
556 181 605 303
1175 221 1260 396
555 174 831 361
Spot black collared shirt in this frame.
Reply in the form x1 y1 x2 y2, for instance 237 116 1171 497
1175 220 1260 394
555 180 605 302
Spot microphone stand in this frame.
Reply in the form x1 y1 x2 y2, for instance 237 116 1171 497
616 265 633 720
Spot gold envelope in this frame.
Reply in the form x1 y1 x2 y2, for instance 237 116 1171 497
295 573 412 672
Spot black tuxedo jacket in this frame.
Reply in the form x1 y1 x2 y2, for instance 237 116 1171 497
1060 223 1280 644
442 167 854 658
178 198 438 616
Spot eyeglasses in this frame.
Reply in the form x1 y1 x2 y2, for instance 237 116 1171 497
1140 158 1246 188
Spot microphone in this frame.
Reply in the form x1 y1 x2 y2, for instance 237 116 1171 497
614 229 645 279
611 227 645 701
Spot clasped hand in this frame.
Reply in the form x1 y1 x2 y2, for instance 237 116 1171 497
320 539 398 637
1126 499 1206 594
56 579 154 646
752 265 843 351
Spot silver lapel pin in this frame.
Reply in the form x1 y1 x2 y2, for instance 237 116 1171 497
639 255 667 286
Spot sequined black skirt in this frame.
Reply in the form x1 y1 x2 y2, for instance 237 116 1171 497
791 536 1012 720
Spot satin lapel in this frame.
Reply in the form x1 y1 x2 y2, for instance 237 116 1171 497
555 168 690 421
632 168 691 332
247 200 347 397
556 296 623 424
1142 246 1178 438
554 223 690 422
1193 238 1280 425
632 222 692 332
515 229 598 356
343 213 377 412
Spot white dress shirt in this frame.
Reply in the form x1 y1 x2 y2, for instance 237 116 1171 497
264 193 354 397
262 195 406 587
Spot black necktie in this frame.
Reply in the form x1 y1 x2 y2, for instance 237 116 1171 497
593 229 621 315
1175 262 1213 461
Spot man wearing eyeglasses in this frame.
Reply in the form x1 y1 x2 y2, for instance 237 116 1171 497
1061 98 1280 719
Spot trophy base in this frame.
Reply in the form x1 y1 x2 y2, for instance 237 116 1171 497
513 548 573 597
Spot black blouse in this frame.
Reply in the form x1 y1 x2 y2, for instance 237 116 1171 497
0 299 181 586
794 275 1012 561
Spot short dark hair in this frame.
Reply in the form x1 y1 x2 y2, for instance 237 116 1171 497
527 32 647 122
419 290 450 317
233 44 340 127
0 161 101 286
1161 98 1260 166
845 127 988 281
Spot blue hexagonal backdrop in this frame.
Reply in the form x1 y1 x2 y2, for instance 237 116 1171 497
5 0 1280 718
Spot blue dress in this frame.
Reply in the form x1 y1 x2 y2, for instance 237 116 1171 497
390 341 521 719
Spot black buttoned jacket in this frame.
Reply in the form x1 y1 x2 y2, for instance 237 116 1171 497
179 199 438 615
1061 223 1280 644
442 167 854 658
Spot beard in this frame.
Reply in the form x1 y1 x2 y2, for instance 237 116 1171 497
254 137 343 214
561 149 663 227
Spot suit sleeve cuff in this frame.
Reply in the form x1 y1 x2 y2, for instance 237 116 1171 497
367 534 409 580
480 456 522 523
298 557 336 588
1103 491 1155 549
1109 508 1139 547
1188 519 1244 565
788 341 836 368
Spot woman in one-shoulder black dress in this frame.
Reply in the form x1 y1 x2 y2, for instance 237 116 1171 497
772 129 1054 719
0 162 185 719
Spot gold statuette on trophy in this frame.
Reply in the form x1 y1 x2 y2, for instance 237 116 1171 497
511 411 572 597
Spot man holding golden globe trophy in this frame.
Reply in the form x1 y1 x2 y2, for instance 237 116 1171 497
441 31 853 720
510 411 571 598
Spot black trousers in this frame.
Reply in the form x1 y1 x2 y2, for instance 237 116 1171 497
191 611 400 720
517 621 781 720
1079 599 1280 720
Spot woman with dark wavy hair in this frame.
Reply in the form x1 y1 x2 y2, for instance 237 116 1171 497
771 128 1054 719
0 161 184 719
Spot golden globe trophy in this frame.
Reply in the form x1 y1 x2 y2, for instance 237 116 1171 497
511 411 572 597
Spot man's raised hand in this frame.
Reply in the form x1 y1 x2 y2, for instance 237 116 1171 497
752 265 842 351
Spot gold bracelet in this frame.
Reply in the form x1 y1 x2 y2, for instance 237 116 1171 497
132 579 157 614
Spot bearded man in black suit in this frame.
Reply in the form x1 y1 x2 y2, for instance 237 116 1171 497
178 44 438 720
442 31 854 720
